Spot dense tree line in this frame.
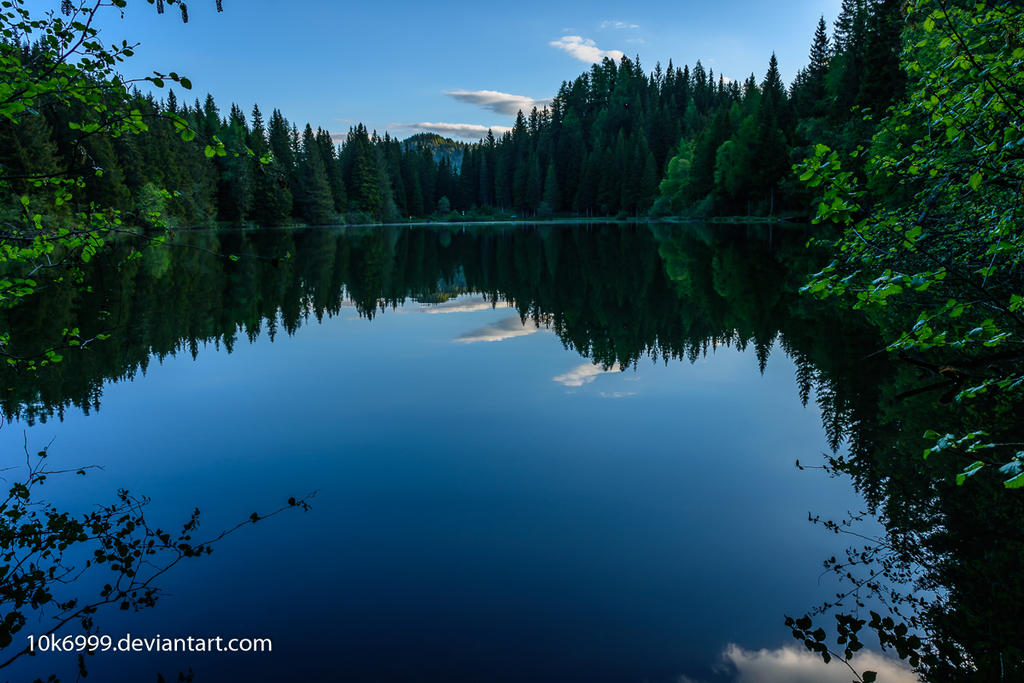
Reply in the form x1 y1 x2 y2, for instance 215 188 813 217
654 0 905 217
449 0 903 218
1 0 905 227
0 65 464 227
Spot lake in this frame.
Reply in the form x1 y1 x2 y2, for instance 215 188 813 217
0 223 918 682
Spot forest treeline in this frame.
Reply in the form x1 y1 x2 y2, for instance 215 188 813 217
0 0 902 226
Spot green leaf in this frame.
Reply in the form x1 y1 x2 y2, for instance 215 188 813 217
956 461 985 486
1005 472 1024 489
969 172 982 190
863 672 877 683
204 145 216 158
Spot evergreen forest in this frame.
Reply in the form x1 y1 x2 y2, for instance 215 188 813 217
2 0 1024 681
2 0 906 225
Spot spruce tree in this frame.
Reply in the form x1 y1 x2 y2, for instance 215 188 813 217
249 104 292 225
295 124 335 225
215 102 254 224
798 16 831 116
541 159 560 214
856 0 905 114
343 124 383 219
753 54 791 214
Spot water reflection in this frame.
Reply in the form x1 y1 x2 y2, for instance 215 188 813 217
0 223 1016 681
0 223 873 432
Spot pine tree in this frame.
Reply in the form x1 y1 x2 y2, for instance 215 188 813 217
833 0 865 53
215 102 254 223
541 159 560 214
753 54 791 214
831 0 868 119
343 124 383 219
294 124 335 225
797 16 831 116
315 127 347 211
267 109 297 216
249 104 292 225
856 0 905 114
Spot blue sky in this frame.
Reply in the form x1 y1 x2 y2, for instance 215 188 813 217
65 0 842 140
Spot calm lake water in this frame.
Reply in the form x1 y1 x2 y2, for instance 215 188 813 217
0 224 916 682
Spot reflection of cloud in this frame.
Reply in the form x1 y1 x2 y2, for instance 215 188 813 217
454 315 542 343
393 122 513 140
550 35 624 63
599 391 636 399
420 297 513 315
444 89 553 116
552 362 621 387
721 644 919 683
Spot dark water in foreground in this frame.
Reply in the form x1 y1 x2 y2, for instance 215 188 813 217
0 224 919 682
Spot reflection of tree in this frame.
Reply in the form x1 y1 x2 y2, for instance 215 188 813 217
0 223 872 426
3 222 1018 679
0 444 312 680
798 361 1024 681
0 223 880 433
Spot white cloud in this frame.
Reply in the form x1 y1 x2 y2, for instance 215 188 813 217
550 35 624 64
599 391 636 399
444 89 553 116
600 20 639 30
454 315 544 343
721 644 920 683
392 122 512 141
552 362 621 387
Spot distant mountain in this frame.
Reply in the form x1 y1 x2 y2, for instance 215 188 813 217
403 132 466 170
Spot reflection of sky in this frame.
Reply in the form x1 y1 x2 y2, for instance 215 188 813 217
453 314 546 344
715 644 918 683
418 296 513 315
1 294 898 683
552 361 622 387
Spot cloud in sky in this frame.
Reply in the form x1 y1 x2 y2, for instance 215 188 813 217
600 20 639 30
552 362 621 387
392 122 512 141
720 644 920 683
454 315 544 344
550 35 624 64
444 89 553 116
